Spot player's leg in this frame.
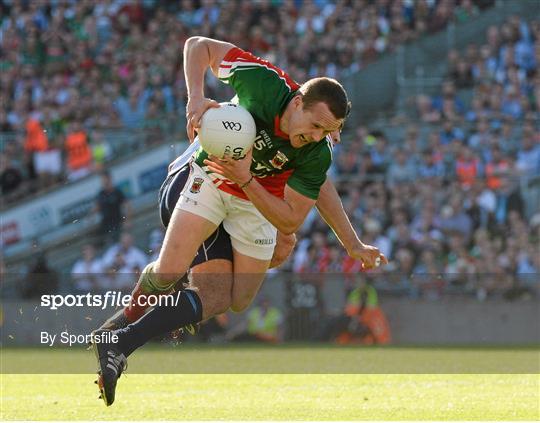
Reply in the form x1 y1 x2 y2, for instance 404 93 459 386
116 224 236 347
98 183 275 355
185 231 293 317
104 228 291 331
102 227 286 335
119 206 219 323
93 164 227 406
223 195 276 312
93 227 277 406
93 170 293 405
99 162 227 329
269 232 296 269
229 249 270 312
100 208 293 333
160 136 234 319
95 258 234 363
187 230 292 316
134 177 236 324
186 223 235 321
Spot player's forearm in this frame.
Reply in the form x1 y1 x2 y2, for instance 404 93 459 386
316 178 363 251
183 37 211 99
242 181 303 235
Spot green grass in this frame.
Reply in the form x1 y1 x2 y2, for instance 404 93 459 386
2 344 538 373
1 346 539 420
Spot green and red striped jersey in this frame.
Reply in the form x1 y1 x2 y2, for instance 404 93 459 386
194 47 333 200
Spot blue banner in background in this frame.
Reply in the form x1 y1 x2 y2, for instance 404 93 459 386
138 164 167 194
59 197 95 225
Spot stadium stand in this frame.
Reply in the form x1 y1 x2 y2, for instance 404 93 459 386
1 0 538 310
292 11 540 300
1 0 495 203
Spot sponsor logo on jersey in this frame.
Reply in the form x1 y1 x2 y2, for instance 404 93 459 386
222 121 242 131
253 130 273 150
189 177 204 193
270 150 289 169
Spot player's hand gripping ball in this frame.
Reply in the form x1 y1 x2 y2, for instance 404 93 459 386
199 103 256 159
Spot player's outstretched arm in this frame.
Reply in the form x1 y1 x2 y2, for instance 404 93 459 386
316 178 387 269
183 36 235 142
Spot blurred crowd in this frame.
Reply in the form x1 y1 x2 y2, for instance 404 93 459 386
290 16 540 300
1 0 493 202
4 2 539 303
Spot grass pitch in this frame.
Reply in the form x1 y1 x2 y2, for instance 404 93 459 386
1 345 538 420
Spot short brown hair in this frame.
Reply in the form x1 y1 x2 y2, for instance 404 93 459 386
299 77 351 120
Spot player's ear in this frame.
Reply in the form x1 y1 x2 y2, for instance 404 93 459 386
293 94 303 110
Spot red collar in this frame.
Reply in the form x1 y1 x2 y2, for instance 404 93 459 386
273 115 290 140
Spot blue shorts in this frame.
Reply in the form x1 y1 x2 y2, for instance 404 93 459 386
158 163 233 267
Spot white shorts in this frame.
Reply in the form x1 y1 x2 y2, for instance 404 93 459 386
175 162 276 260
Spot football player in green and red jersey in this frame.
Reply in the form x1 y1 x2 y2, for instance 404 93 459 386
92 37 387 406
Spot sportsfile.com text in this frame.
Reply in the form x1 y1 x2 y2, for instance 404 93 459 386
40 291 180 310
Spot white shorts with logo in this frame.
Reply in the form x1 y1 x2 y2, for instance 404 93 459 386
175 162 277 260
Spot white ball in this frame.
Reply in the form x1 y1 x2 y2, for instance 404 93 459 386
198 102 256 159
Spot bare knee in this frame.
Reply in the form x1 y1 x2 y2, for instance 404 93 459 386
230 289 257 313
230 300 250 313
269 233 296 269
190 267 232 320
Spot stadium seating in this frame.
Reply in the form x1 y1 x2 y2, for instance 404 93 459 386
2 1 538 304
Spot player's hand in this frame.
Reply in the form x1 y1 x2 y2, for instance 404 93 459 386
203 148 253 186
347 242 388 270
186 96 220 143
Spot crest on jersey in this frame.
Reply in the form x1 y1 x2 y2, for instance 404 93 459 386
270 151 289 169
190 177 204 194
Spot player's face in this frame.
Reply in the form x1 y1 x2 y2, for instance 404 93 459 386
289 99 344 148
